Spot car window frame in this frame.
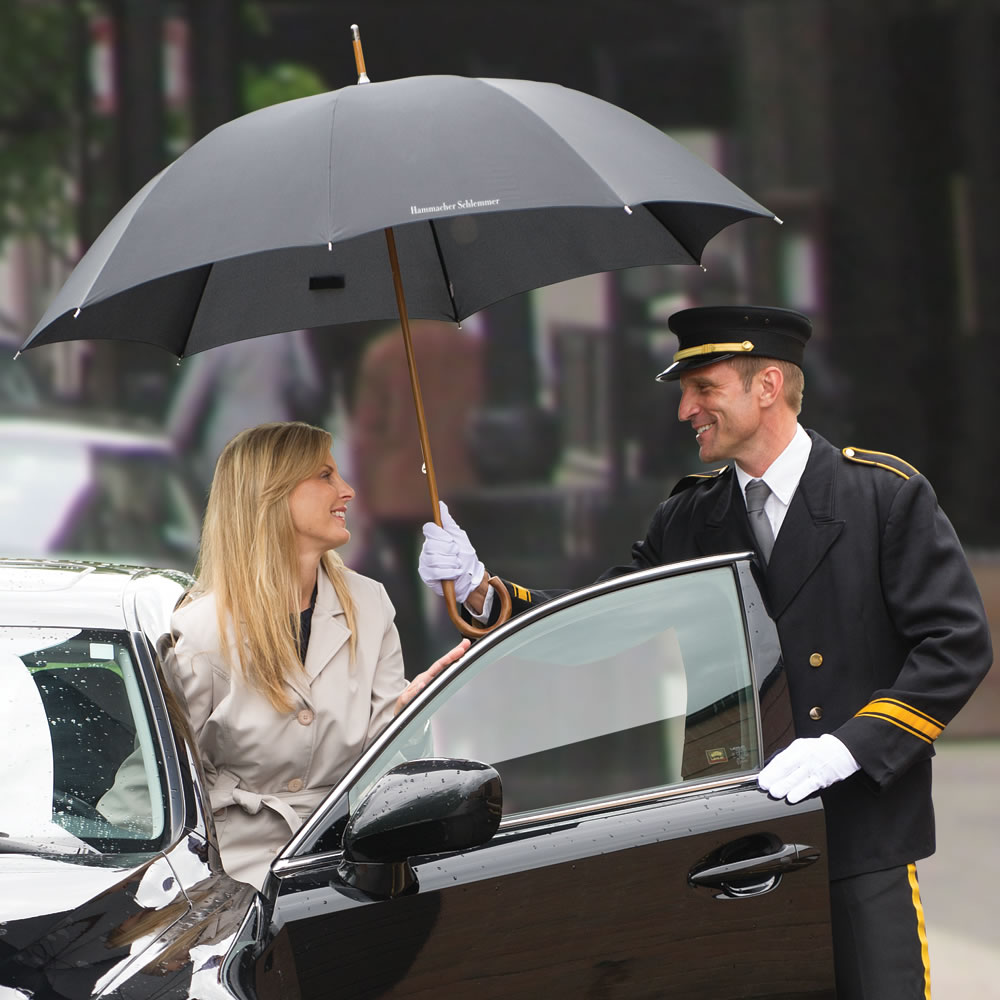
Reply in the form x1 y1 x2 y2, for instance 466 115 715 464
122 575 200 848
273 551 783 879
127 629 191 846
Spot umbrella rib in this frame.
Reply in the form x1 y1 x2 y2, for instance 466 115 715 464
645 202 700 265
326 93 341 241
427 219 460 322
176 264 215 358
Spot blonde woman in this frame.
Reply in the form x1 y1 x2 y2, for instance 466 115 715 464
166 421 469 889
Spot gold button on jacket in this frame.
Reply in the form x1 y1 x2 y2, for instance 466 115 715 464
808 706 823 721
809 653 823 667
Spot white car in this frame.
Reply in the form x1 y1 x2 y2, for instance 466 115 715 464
0 415 201 569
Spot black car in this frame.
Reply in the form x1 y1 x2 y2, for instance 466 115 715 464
0 553 835 999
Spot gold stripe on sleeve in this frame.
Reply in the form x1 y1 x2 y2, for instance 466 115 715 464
854 698 944 742
511 583 531 603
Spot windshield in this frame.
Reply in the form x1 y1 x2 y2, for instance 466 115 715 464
0 627 169 858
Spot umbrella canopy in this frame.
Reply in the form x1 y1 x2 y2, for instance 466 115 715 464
22 74 775 356
21 64 776 637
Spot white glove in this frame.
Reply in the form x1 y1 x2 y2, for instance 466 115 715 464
418 501 485 604
757 734 860 804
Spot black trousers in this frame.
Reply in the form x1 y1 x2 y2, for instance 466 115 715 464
829 863 931 999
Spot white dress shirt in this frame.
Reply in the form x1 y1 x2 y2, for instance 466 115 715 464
734 423 812 539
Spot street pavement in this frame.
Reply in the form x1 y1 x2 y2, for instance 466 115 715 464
918 739 1000 998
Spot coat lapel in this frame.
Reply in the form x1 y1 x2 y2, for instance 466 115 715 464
766 433 844 619
300 567 352 697
694 469 758 558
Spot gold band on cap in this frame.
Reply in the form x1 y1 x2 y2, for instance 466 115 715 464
673 340 754 362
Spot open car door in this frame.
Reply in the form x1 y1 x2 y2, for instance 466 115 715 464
232 555 835 999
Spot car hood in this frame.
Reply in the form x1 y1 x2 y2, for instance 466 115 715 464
0 852 153 921
0 850 187 996
0 838 258 999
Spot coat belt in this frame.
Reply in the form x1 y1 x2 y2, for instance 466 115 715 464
210 769 318 835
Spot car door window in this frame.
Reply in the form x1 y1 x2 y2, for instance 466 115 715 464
350 565 758 820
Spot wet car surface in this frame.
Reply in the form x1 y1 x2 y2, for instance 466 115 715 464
0 553 835 998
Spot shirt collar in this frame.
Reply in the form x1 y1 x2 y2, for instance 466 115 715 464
734 423 811 505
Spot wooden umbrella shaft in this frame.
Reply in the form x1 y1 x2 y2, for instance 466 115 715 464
384 227 441 521
382 227 511 638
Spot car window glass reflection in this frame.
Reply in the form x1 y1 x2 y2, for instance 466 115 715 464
350 567 759 820
0 627 169 857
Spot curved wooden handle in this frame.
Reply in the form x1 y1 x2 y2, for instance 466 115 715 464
441 577 512 638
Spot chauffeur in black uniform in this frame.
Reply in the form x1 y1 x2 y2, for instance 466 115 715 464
418 305 993 999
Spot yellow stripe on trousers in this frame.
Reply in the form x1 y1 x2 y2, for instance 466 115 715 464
908 863 932 999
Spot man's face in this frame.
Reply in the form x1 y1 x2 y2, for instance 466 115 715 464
677 361 762 465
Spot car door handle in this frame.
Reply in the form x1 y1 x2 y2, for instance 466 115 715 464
688 842 821 899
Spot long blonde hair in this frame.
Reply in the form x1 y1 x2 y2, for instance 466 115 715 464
193 421 357 712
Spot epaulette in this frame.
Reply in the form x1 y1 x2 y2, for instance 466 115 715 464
669 466 729 497
841 447 919 480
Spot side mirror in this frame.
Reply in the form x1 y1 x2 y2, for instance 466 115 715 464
336 758 502 901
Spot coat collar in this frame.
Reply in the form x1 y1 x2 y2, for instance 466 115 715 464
696 468 755 555
292 565 352 701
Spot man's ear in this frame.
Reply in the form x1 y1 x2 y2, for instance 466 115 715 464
757 365 784 407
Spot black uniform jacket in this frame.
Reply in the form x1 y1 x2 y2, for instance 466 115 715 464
490 430 993 879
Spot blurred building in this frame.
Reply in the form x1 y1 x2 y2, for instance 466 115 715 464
57 0 991 545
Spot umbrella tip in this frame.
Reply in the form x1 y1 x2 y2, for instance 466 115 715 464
773 215 784 225
73 307 81 318
12 350 20 361
351 24 370 84
624 204 633 215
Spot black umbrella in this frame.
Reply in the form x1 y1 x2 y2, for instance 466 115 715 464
21 26 777 634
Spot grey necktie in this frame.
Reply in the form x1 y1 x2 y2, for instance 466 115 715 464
745 478 775 565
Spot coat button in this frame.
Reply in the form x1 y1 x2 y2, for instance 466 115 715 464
287 778 304 793
808 706 823 721
809 653 823 667
297 708 315 726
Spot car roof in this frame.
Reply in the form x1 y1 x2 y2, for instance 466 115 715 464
0 558 192 632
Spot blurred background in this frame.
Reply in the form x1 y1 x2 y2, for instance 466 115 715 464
0 0 997 711
1 2 998 991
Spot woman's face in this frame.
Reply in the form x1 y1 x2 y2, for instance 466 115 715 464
288 452 354 555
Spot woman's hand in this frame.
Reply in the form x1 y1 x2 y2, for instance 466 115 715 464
394 638 471 716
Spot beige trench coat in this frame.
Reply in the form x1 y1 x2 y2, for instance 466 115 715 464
165 568 406 889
